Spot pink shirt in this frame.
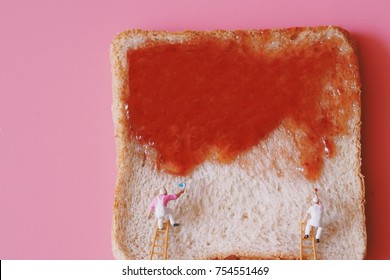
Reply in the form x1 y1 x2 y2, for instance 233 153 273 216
149 194 178 210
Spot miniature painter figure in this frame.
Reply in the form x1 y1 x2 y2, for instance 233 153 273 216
148 187 185 230
302 189 324 243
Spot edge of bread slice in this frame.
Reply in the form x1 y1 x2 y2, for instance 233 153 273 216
110 26 366 260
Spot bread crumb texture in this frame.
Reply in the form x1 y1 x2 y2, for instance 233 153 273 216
110 26 366 259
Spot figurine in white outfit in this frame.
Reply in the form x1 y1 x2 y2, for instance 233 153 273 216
302 192 324 243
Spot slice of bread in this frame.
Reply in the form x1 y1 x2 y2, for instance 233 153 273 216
110 26 366 260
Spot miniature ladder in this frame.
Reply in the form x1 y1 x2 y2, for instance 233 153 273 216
300 222 317 260
150 221 170 260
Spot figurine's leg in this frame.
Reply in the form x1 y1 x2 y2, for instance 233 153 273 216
166 208 180 227
168 215 176 226
157 218 164 230
304 223 312 237
165 208 176 225
315 227 323 240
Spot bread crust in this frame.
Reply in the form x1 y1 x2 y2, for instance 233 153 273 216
110 26 366 260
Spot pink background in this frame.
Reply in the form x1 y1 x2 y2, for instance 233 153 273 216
0 0 389 259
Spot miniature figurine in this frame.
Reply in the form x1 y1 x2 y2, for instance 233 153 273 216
302 189 324 243
148 187 185 230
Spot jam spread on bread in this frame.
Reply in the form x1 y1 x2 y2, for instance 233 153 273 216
125 33 359 180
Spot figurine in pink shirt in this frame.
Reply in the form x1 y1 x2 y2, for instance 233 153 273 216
148 187 185 229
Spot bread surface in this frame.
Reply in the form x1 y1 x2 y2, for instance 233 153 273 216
110 26 366 260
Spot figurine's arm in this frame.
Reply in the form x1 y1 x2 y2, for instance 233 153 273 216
302 212 309 224
147 209 153 219
176 189 185 198
164 190 185 204
148 198 156 219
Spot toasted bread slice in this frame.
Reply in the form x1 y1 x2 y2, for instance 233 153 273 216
110 26 366 259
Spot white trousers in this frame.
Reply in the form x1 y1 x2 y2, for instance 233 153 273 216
155 207 175 229
305 223 323 239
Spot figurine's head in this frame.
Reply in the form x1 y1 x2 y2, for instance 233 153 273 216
312 195 319 204
159 187 168 195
